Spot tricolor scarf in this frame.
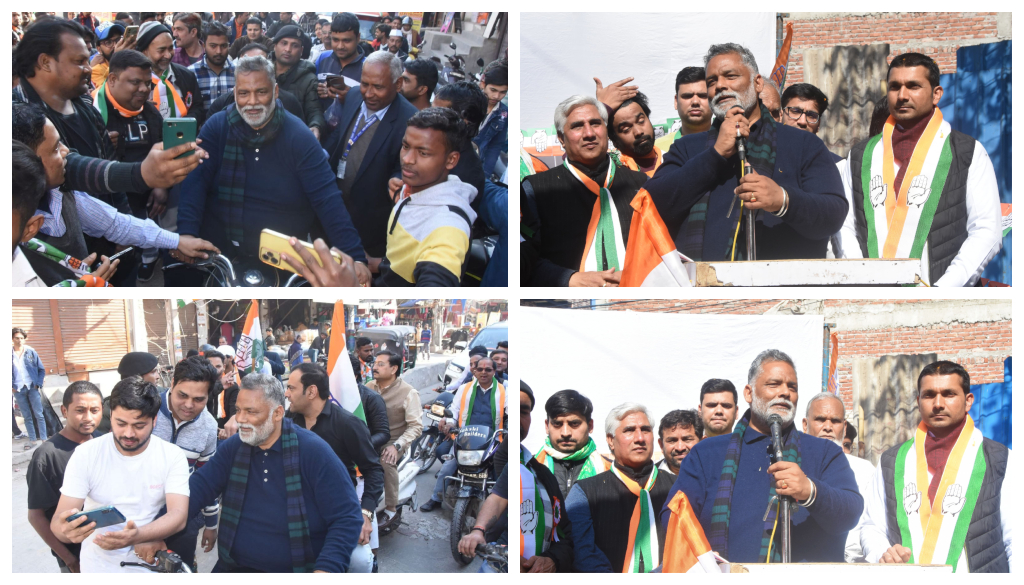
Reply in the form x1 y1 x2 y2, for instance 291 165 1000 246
218 417 316 572
151 69 187 118
535 436 607 480
458 378 505 436
520 445 560 559
24 238 95 277
520 146 536 179
563 157 626 272
860 108 952 263
92 82 143 125
219 101 285 248
892 415 986 571
618 146 664 178
610 463 661 572
708 409 801 562
681 102 777 261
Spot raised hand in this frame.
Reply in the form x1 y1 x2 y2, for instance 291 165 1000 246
941 483 966 516
870 175 886 207
594 76 638 112
906 175 931 207
903 482 921 515
520 499 537 534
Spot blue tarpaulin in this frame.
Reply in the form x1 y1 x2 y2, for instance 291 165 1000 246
967 356 1011 448
937 40 1012 285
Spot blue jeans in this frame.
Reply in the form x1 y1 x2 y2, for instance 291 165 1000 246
14 386 47 442
431 458 459 502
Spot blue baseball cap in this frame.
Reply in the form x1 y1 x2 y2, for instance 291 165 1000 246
96 21 126 41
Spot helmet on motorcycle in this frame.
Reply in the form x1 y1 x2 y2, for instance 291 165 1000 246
199 344 217 355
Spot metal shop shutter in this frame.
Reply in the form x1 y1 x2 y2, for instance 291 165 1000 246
143 300 170 366
12 300 61 374
56 300 131 373
179 302 199 355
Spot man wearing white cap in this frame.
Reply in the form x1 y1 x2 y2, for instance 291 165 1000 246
386 29 408 62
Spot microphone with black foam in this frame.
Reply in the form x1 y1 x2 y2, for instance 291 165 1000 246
767 412 792 562
767 413 785 463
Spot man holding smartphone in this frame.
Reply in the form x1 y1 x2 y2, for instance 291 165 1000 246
51 378 190 572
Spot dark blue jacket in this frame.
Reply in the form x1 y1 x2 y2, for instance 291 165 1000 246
187 428 363 573
645 120 847 260
178 107 366 264
660 422 862 563
325 92 418 257
473 100 508 178
479 179 508 286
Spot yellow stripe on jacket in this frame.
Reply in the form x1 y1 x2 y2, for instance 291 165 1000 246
386 217 469 284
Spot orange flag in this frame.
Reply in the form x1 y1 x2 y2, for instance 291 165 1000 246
770 22 794 89
662 492 720 573
620 189 691 287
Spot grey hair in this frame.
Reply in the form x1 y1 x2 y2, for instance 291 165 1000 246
805 392 844 419
365 50 403 83
761 76 780 95
235 55 276 88
605 402 654 437
704 42 760 76
240 372 286 410
554 95 607 137
747 349 797 385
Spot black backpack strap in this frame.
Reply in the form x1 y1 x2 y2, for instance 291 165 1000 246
388 197 413 235
446 205 473 231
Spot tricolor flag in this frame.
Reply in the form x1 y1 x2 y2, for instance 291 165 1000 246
620 189 691 287
827 332 839 394
234 300 264 376
327 301 366 423
661 492 721 573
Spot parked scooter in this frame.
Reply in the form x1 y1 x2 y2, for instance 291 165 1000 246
442 418 506 565
411 391 455 474
375 443 419 536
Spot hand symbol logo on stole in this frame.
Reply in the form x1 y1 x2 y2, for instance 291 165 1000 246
906 175 931 208
942 484 966 517
870 175 887 208
521 499 538 534
904 483 922 515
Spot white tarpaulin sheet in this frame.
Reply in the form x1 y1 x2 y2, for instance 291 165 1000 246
521 12 776 129
521 307 824 454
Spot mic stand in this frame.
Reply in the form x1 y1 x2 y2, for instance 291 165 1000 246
767 432 791 562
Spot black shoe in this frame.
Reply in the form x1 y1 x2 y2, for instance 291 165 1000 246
371 554 379 573
419 499 441 512
137 260 158 282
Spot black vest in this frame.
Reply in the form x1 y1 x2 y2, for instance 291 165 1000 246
37 191 89 261
849 128 975 284
576 465 673 572
880 436 1008 572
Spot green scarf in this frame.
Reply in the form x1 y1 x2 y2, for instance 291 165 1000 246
220 100 285 248
539 436 603 480
464 378 500 430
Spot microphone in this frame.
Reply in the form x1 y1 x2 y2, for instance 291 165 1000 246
767 413 785 463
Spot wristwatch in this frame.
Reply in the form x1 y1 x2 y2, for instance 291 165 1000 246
361 509 374 520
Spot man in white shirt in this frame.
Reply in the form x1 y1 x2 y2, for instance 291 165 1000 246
801 392 876 562
51 377 190 572
840 53 1002 286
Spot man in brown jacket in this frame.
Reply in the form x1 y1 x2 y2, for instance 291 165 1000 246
367 350 422 523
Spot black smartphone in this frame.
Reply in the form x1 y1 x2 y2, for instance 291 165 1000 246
67 506 127 529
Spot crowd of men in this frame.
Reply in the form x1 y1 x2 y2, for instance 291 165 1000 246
521 41 1004 287
12 12 509 288
517 351 1012 572
22 336 438 572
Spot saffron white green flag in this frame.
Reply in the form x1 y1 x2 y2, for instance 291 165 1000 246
234 300 264 375
328 301 366 422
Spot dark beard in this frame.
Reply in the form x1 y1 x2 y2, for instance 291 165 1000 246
631 134 655 157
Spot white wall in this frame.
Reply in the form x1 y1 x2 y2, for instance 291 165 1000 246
521 12 777 129
521 307 824 454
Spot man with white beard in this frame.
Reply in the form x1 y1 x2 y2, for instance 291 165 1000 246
165 373 364 572
178 54 371 284
801 393 877 562
660 349 862 564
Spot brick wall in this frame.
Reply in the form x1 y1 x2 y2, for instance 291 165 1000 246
781 12 1007 86
597 299 1011 414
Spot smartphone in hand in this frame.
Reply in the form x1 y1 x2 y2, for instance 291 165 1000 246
67 506 127 529
163 118 196 160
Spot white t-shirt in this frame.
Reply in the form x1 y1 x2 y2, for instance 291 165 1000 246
60 432 190 573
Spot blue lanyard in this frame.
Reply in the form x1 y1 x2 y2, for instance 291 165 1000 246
342 111 378 160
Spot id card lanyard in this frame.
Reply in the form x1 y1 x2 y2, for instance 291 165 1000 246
337 110 379 178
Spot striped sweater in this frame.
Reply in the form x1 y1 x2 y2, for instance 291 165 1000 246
155 391 220 528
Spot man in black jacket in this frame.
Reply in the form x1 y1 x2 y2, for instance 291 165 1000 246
272 25 324 139
136 21 205 126
286 363 383 570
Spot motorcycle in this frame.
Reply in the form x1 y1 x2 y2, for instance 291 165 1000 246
375 440 419 537
443 419 506 565
411 391 455 474
476 543 508 573
120 550 192 573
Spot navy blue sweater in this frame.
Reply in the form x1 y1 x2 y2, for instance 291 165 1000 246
645 120 847 260
187 429 363 573
660 422 862 563
178 107 366 264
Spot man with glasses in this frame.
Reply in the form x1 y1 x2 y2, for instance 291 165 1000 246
420 356 506 513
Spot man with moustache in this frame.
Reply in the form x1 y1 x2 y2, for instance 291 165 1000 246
657 410 703 475
860 361 1012 572
315 14 365 114
698 378 739 438
533 390 610 499
654 66 712 153
800 392 876 563
610 91 662 177
644 43 847 261
228 17 272 59
51 378 190 573
178 54 368 281
839 53 1002 286
171 13 205 67
188 22 235 117
660 350 862 563
136 21 204 125
272 24 324 138
567 402 675 572
27 382 104 572
521 95 648 287
366 351 422 523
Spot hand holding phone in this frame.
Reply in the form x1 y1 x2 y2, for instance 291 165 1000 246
259 229 343 275
163 118 197 160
